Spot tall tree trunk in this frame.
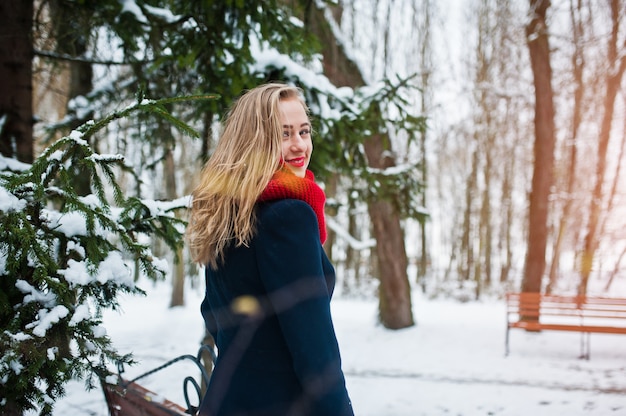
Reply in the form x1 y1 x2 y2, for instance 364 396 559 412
0 0 33 164
605 245 626 292
323 172 338 263
499 161 514 283
0 4 33 414
459 145 478 283
496 1 522 288
547 0 585 294
473 0 497 298
522 0 556 296
49 0 94 195
578 0 626 296
165 146 186 307
344 190 361 293
305 1 413 329
414 0 433 293
363 138 413 328
478 145 493 298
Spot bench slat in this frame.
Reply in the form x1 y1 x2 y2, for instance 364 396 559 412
509 321 626 334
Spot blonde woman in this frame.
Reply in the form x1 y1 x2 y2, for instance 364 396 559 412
188 83 353 416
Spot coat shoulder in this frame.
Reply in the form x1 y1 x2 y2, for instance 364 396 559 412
257 199 317 227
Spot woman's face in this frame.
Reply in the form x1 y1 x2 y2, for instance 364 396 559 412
279 98 312 178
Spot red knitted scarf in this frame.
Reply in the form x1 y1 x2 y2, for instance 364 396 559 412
258 168 327 244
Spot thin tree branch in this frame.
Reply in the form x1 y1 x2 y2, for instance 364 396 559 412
33 49 155 66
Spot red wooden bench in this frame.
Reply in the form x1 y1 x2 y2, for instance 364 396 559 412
102 379 189 416
102 345 215 415
505 292 626 359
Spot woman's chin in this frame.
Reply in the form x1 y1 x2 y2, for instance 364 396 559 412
285 165 307 178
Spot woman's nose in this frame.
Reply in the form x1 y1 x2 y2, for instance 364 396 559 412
289 135 306 150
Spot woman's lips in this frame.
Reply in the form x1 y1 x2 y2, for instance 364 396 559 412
286 157 305 167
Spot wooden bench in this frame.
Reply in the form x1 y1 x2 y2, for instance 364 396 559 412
102 345 215 415
505 292 626 359
102 379 189 416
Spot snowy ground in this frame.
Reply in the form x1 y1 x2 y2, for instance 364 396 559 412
50 280 626 416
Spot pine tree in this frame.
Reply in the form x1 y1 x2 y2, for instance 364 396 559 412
0 95 214 414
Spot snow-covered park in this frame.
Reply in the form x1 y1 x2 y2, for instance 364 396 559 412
49 279 626 416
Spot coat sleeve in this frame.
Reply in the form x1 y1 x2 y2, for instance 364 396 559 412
200 288 218 339
255 200 353 415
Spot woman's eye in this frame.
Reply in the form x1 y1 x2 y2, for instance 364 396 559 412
299 129 311 137
282 131 290 138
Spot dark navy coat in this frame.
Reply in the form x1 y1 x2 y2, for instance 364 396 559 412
199 199 354 416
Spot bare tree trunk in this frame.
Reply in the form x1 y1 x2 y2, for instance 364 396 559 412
344 190 361 293
522 0 556 296
499 164 514 283
323 172 338 262
305 1 413 329
605 245 626 292
578 0 626 295
458 0 527 291
473 1 498 298
478 147 493 298
169 247 186 307
414 0 433 293
601 109 626 226
459 145 478 284
200 111 215 163
547 0 585 294
367 201 411 328
49 0 94 195
0 0 33 163
164 146 186 307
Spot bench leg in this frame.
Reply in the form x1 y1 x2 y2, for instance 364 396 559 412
579 332 590 360
505 325 510 357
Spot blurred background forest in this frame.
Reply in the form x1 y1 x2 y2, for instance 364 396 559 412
2 0 626 325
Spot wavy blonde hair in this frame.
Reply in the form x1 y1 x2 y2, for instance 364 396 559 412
187 83 309 268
